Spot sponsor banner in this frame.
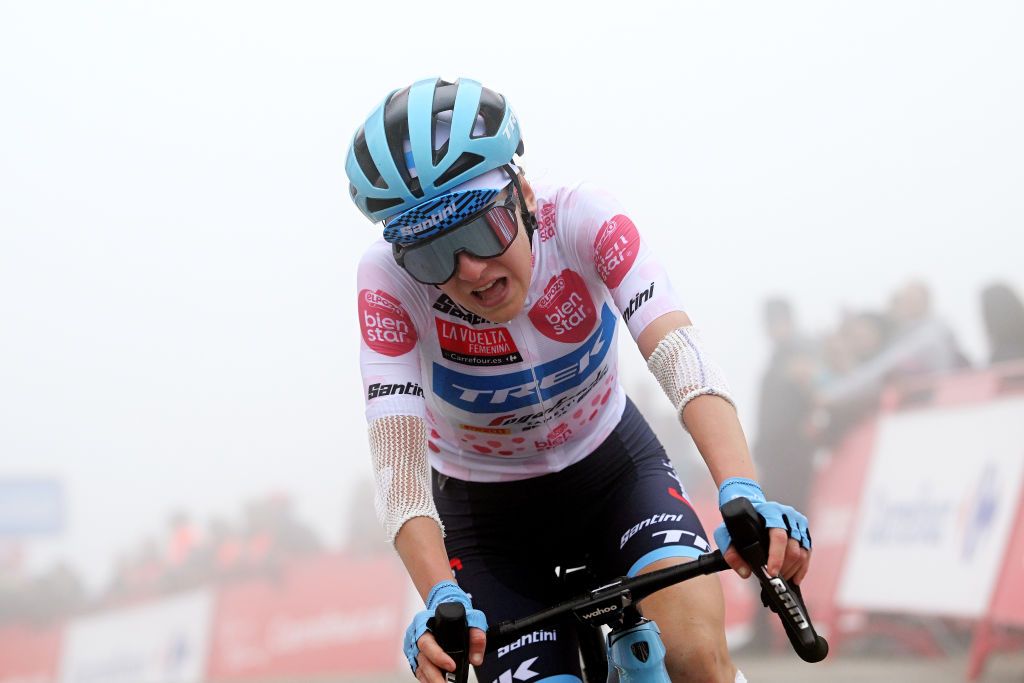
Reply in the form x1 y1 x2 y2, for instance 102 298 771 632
433 304 616 413
59 589 212 683
207 554 406 679
528 269 597 343
593 215 640 288
0 625 61 683
837 397 1024 618
435 319 522 366
359 289 416 356
0 478 64 535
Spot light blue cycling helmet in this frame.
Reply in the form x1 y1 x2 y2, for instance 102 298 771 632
345 77 524 224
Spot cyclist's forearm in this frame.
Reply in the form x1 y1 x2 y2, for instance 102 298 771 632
394 516 456 603
682 394 758 487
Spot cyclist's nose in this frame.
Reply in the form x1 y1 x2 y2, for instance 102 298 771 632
455 252 488 282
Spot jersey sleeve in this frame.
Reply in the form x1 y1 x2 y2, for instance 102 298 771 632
555 184 685 341
356 243 427 423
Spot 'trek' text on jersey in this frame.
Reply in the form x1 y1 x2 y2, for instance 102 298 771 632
433 304 617 412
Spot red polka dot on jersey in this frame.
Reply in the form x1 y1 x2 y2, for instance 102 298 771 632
464 433 476 441
591 394 602 407
601 388 612 405
573 409 583 419
487 440 502 448
498 450 514 456
589 409 599 421
512 437 525 443
431 429 441 439
427 441 440 453
472 445 492 454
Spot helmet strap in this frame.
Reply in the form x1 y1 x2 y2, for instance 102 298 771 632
505 165 537 244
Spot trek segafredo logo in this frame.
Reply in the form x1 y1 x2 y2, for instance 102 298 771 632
433 304 617 412
398 202 457 239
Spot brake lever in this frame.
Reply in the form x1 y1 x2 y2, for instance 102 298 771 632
720 497 829 663
430 602 471 683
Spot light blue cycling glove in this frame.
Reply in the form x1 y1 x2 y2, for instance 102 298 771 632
712 477 812 556
403 580 489 673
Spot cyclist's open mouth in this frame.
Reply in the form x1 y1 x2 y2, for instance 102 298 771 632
471 277 509 307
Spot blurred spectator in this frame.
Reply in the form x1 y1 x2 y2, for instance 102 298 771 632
240 494 321 575
816 281 968 442
981 281 1024 364
162 510 203 590
28 561 84 623
814 311 894 445
753 298 817 512
264 494 321 557
885 280 970 373
192 516 244 580
124 538 163 597
746 298 817 652
0 559 84 625
165 511 200 568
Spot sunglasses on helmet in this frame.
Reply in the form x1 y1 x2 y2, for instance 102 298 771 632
392 190 520 285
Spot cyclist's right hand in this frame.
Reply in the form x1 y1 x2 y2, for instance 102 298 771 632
713 477 812 584
404 581 488 682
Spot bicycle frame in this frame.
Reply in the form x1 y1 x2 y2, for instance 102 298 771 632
434 499 828 683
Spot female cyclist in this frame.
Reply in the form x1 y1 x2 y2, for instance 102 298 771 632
346 77 813 683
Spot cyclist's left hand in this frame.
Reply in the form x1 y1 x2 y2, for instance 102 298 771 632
712 477 812 585
404 581 488 681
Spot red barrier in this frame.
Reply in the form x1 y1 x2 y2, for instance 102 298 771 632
804 364 1024 669
967 481 1024 680
207 554 408 680
0 625 61 683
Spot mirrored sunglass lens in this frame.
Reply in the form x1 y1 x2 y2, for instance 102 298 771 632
401 205 518 284
403 240 456 284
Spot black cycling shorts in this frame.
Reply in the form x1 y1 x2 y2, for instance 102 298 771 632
432 397 711 683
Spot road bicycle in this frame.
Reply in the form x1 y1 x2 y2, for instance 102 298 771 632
432 498 829 683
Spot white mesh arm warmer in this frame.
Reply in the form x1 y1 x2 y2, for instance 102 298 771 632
646 326 736 430
367 414 444 543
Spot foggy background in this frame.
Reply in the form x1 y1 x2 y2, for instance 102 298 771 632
2 1 1023 681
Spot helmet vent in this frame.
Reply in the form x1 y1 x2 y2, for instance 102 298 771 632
435 152 485 187
352 131 387 190
366 197 405 215
473 90 506 139
384 87 418 197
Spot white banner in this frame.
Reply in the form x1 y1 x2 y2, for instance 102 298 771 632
837 397 1024 617
59 589 212 683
